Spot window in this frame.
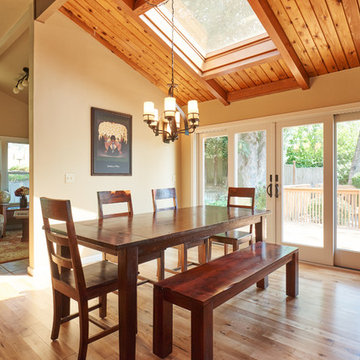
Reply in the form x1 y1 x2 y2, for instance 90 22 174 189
7 142 29 204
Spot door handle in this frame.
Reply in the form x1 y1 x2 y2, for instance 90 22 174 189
275 174 279 198
266 175 273 198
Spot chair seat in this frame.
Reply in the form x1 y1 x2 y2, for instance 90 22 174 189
61 260 118 292
210 230 252 244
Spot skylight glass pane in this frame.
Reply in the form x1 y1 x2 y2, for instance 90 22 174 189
163 0 266 53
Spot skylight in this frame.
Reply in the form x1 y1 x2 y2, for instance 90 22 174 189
162 0 266 54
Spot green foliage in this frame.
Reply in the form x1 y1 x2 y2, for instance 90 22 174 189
351 173 360 189
255 186 266 210
9 165 29 172
284 124 323 168
204 136 228 160
336 123 360 184
8 174 29 182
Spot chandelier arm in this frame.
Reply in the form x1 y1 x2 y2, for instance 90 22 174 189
144 0 170 8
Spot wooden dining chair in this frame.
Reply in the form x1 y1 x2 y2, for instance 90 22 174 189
40 197 119 360
152 187 208 273
97 190 165 282
209 187 255 259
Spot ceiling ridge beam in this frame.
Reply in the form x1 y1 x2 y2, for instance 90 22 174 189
248 0 309 90
227 78 299 102
35 0 69 23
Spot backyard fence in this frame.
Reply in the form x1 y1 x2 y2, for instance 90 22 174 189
284 187 360 229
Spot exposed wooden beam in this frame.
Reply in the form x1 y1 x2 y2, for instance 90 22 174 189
112 0 229 105
248 0 309 90
0 9 30 57
206 80 229 105
227 78 299 102
35 0 69 22
134 0 166 15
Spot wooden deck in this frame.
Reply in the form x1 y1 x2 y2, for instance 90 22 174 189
0 245 360 359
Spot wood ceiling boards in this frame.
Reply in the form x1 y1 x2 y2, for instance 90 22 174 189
56 0 360 105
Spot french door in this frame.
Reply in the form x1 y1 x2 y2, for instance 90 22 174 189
198 122 276 244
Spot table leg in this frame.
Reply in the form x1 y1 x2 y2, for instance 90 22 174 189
255 216 265 242
198 239 208 264
118 247 138 360
255 216 268 289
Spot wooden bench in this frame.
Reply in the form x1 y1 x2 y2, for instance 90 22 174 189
153 242 299 360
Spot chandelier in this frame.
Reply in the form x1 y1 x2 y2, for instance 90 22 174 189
143 0 199 143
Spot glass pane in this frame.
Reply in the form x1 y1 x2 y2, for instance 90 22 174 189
236 130 266 210
162 0 266 53
282 124 324 247
204 136 228 206
8 143 29 204
336 119 360 252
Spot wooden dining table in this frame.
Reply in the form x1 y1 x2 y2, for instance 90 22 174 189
50 205 270 360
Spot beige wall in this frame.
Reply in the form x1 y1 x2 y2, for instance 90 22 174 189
0 90 28 138
180 67 360 207
31 13 176 271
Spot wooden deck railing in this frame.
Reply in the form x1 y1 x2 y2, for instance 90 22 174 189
283 187 360 228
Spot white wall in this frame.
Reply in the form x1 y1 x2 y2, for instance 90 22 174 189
31 13 176 271
0 90 28 138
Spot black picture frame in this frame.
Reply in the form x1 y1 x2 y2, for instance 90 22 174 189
91 107 132 176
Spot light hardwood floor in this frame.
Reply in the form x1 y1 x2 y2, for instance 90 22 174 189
0 246 360 360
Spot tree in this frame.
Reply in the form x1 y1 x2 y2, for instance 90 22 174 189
204 136 228 186
284 125 323 168
348 131 360 183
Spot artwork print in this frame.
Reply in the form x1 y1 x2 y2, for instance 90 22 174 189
91 107 132 175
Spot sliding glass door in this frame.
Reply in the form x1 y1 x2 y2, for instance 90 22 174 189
276 117 333 265
334 112 360 270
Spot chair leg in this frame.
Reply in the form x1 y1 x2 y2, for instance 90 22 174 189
232 242 239 252
99 294 107 319
157 251 165 281
78 300 89 360
51 290 62 340
180 245 187 272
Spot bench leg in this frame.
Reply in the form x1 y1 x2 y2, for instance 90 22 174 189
153 286 173 358
286 251 299 297
256 276 269 289
191 303 213 360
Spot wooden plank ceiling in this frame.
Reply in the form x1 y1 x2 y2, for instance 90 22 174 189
59 0 360 105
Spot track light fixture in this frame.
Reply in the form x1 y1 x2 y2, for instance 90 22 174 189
13 67 29 95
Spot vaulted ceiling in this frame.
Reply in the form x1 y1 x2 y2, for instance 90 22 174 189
58 0 360 106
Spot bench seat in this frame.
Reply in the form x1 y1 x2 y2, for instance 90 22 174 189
153 242 299 360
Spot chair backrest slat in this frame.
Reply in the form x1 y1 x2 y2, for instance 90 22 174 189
46 232 70 247
97 190 133 219
40 197 86 294
51 253 73 269
152 188 177 213
227 187 255 210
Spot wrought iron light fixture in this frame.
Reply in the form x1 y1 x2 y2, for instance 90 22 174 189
13 67 29 94
143 0 199 143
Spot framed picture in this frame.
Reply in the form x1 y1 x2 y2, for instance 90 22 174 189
91 107 132 175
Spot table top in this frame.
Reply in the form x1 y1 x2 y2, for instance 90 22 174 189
50 206 270 252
